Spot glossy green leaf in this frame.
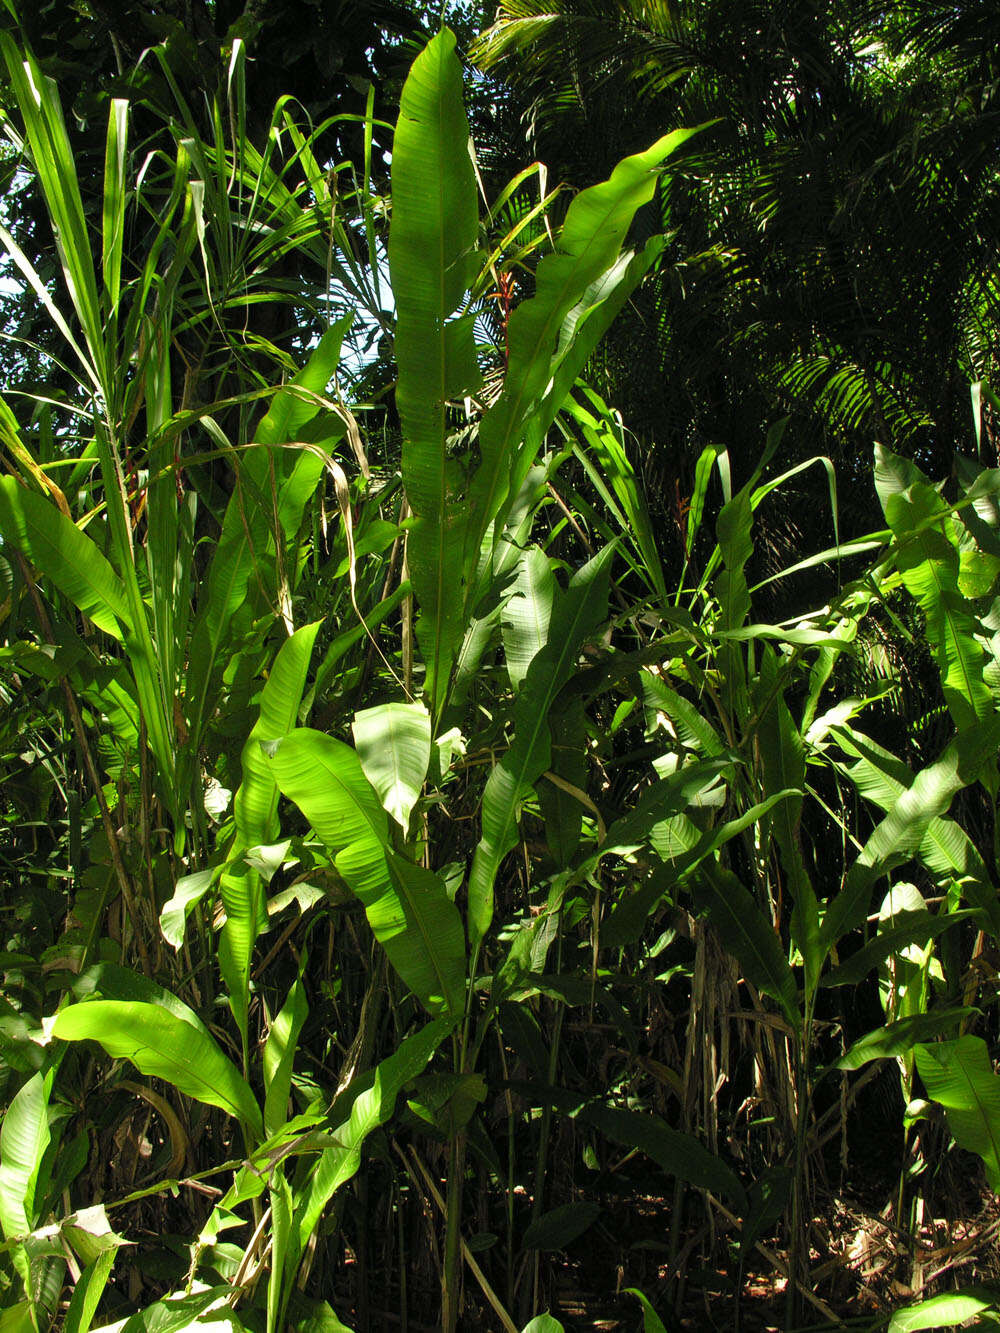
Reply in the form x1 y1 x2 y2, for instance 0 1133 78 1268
914 1036 1000 1190
0 478 129 639
835 1010 975 1071
625 1289 669 1333
289 1015 455 1267
64 1249 117 1333
222 621 321 1050
266 729 466 1015
888 1287 1000 1332
352 701 432 828
263 975 309 1137
468 127 701 559
0 1069 52 1240
52 1002 262 1138
389 28 480 715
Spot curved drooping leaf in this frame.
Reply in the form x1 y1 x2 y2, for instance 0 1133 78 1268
692 865 799 1028
389 27 480 715
625 1290 668 1333
914 1036 1000 1190
352 701 432 828
265 728 466 1015
834 1010 975 1071
888 1286 1000 1332
469 545 613 946
0 478 128 639
822 910 975 988
72 962 210 1039
159 868 217 953
51 1002 262 1138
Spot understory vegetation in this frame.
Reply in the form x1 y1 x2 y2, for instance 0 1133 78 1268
2 3 1000 1331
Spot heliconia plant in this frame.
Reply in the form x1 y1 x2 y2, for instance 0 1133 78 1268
4 13 1000 1333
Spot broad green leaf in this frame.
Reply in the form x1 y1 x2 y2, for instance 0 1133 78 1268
290 1015 455 1264
0 478 129 638
580 1103 746 1210
877 446 993 733
822 910 975 987
625 1290 669 1333
389 28 480 715
692 865 799 1028
888 1287 1000 1332
502 546 556 691
835 1010 975 1071
52 1002 262 1138
521 1318 564 1333
352 701 432 828
263 975 309 1137
73 962 211 1039
522 1202 601 1251
914 1036 1000 1190
0 1069 52 1240
821 722 1000 952
266 729 466 1015
831 723 1000 935
467 127 701 561
159 868 216 952
222 621 321 1051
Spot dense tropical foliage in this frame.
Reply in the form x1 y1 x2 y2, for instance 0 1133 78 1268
2 2 1000 1331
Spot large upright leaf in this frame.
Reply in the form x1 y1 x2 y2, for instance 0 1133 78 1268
220 622 321 1052
831 723 1000 935
755 651 820 987
914 1036 1000 1190
266 729 466 1015
0 1070 52 1241
389 28 480 715
468 545 613 946
52 1002 262 1138
466 127 700 560
288 1015 455 1267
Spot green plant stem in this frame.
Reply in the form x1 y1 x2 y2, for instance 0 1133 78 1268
441 1128 467 1333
